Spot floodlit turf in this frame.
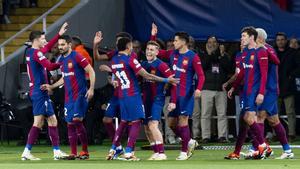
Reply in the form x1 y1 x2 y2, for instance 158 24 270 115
0 143 299 169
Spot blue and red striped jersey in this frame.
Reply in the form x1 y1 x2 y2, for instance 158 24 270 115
233 47 268 95
265 44 280 95
141 58 173 102
58 51 89 103
111 53 142 98
26 34 60 97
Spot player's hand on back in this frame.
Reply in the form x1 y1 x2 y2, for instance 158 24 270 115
99 64 112 72
255 94 264 105
94 31 103 45
194 89 201 98
58 22 68 36
167 74 180 85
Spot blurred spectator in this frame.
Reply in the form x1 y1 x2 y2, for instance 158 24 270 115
0 0 11 24
72 36 93 66
274 32 298 141
200 36 231 143
132 40 146 62
289 37 299 50
20 0 37 7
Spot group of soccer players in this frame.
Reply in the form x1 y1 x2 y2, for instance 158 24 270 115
20 22 294 161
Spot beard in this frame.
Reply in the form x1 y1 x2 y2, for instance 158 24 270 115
59 49 69 55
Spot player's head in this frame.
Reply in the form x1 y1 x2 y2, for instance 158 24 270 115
71 36 82 49
115 32 132 45
58 35 72 56
117 37 132 53
29 30 46 48
275 32 288 49
255 28 267 44
241 26 257 47
146 40 160 62
173 31 189 50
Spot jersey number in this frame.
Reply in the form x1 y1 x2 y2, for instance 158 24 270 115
115 71 130 89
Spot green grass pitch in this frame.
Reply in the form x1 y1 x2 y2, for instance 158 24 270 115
0 143 299 169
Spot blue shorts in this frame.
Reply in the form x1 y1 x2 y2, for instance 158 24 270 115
168 95 194 117
143 96 165 124
64 95 88 123
105 95 119 118
119 95 145 121
241 91 259 114
258 92 278 116
31 95 54 117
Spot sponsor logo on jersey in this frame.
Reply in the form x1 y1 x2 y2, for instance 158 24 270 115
150 69 156 74
173 65 186 73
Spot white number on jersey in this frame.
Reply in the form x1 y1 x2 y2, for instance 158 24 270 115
115 70 130 89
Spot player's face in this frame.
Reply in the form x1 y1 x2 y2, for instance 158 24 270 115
241 32 250 47
146 44 158 61
36 35 47 48
173 36 186 50
58 39 71 55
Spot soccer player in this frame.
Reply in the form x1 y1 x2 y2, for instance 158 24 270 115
21 23 69 161
226 26 269 159
151 24 205 160
247 28 293 159
107 37 178 161
93 31 134 159
42 35 95 160
142 41 176 160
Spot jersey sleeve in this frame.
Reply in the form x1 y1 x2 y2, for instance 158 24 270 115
75 53 89 69
40 34 60 54
266 46 280 65
129 57 142 74
257 48 269 95
33 50 60 70
192 54 205 90
157 62 173 78
107 50 117 60
157 49 173 61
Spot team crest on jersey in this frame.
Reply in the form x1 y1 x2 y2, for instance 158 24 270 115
68 62 73 68
250 55 254 61
183 59 188 65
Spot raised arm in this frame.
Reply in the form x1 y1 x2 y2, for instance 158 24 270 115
40 22 68 53
93 31 112 60
34 51 60 70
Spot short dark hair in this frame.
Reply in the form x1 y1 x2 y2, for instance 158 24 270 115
29 30 45 42
117 37 131 51
174 31 190 43
147 40 160 49
241 26 258 41
276 32 287 40
58 35 72 43
115 32 132 40
72 36 82 45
